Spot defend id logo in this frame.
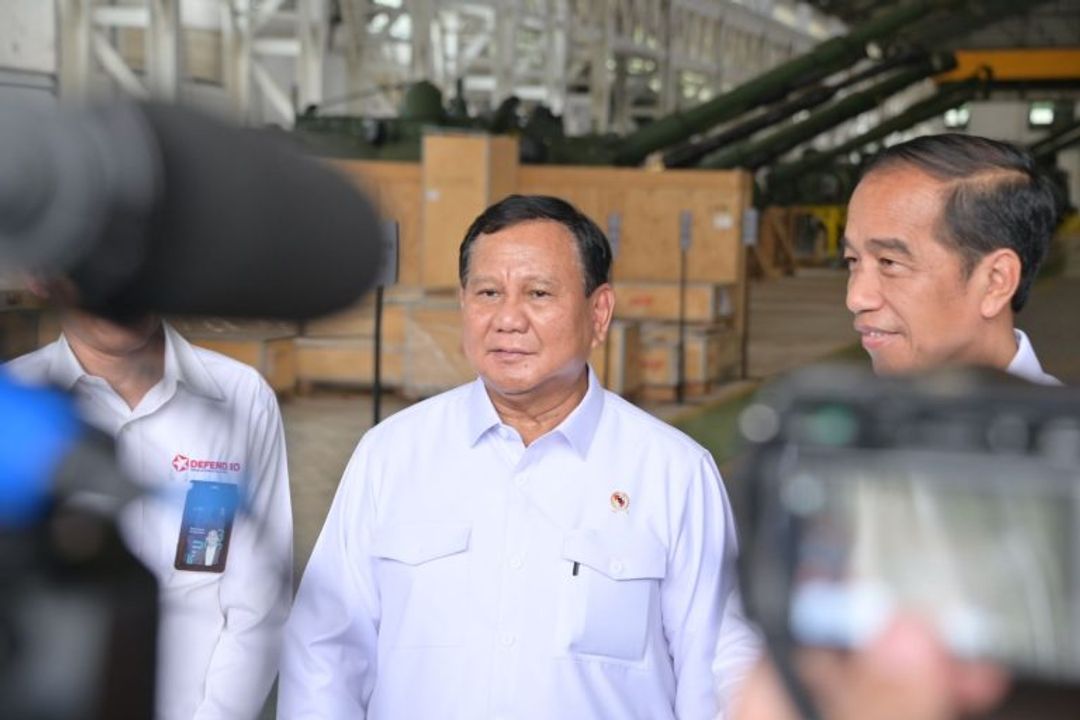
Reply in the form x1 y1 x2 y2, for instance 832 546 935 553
172 454 241 474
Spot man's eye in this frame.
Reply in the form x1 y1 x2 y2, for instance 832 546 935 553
842 256 856 269
879 257 897 268
530 290 551 298
476 289 498 297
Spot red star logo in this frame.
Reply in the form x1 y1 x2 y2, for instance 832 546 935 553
172 454 189 472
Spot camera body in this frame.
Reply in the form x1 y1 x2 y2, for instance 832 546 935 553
735 365 1080 685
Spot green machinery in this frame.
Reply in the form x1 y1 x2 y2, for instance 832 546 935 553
695 52 958 171
763 69 993 205
293 0 963 164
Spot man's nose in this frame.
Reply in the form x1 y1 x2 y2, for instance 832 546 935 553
493 294 529 332
846 267 881 315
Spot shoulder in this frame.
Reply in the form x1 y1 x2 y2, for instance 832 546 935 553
600 390 712 462
4 343 58 385
361 383 471 447
182 339 281 412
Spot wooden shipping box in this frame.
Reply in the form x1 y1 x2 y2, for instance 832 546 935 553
517 165 752 285
169 319 297 392
0 311 42 360
302 294 413 342
420 133 519 289
614 282 734 324
295 337 404 388
638 323 739 387
332 160 424 286
402 300 475 398
590 319 642 398
191 334 298 394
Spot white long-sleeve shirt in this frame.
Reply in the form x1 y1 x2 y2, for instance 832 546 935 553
7 323 293 720
279 369 759 720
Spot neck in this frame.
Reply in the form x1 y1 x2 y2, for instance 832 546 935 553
63 319 166 410
488 370 589 446
978 318 1019 372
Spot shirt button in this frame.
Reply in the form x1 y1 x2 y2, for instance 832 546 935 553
514 474 527 486
609 559 624 575
509 555 524 570
501 632 516 647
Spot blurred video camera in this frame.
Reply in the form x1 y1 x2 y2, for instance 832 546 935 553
736 365 1080 718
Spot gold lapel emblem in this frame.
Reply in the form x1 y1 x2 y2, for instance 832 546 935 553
610 491 630 513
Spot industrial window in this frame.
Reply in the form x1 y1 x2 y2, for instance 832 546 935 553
1028 101 1056 128
943 104 970 129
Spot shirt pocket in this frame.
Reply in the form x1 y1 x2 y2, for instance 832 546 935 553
372 523 472 648
557 527 667 664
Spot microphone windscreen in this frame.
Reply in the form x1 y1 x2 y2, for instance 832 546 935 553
100 104 383 320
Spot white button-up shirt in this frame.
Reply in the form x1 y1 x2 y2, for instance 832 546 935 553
1007 329 1061 385
279 370 759 719
7 323 293 720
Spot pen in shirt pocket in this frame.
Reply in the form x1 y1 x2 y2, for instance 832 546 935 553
572 561 580 576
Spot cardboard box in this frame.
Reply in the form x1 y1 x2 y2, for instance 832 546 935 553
614 282 734 323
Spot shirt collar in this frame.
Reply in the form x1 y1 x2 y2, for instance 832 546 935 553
464 367 605 458
161 322 225 401
1006 328 1051 385
44 321 223 401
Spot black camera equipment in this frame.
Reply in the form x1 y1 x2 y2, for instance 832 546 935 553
735 365 1080 719
1 98 385 718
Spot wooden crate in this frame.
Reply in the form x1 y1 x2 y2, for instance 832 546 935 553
332 160 424 286
638 323 740 390
517 165 752 285
0 311 42 361
192 334 297 394
302 296 411 342
402 300 475 398
295 337 404 388
591 319 642 398
420 133 519 289
614 282 734 323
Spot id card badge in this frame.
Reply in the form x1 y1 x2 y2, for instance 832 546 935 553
174 481 239 573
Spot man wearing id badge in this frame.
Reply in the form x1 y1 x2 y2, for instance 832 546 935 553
280 195 760 719
7 305 293 720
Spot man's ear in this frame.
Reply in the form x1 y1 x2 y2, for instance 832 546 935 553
589 284 615 348
978 249 1021 319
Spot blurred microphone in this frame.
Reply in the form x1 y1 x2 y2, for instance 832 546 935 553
0 100 383 319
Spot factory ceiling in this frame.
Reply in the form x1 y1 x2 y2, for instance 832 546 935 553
807 0 1080 48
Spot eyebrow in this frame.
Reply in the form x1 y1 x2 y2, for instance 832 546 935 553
843 237 913 258
466 274 559 286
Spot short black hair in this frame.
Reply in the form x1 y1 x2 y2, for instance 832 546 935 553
458 194 612 296
861 133 1059 313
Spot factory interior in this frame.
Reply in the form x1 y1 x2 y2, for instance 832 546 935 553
2 1 1080 718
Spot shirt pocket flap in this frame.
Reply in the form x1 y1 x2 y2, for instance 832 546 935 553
372 523 471 565
561 527 667 581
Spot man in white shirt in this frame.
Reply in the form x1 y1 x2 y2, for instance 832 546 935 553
6 310 293 720
726 134 1065 720
842 133 1061 385
279 194 759 719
